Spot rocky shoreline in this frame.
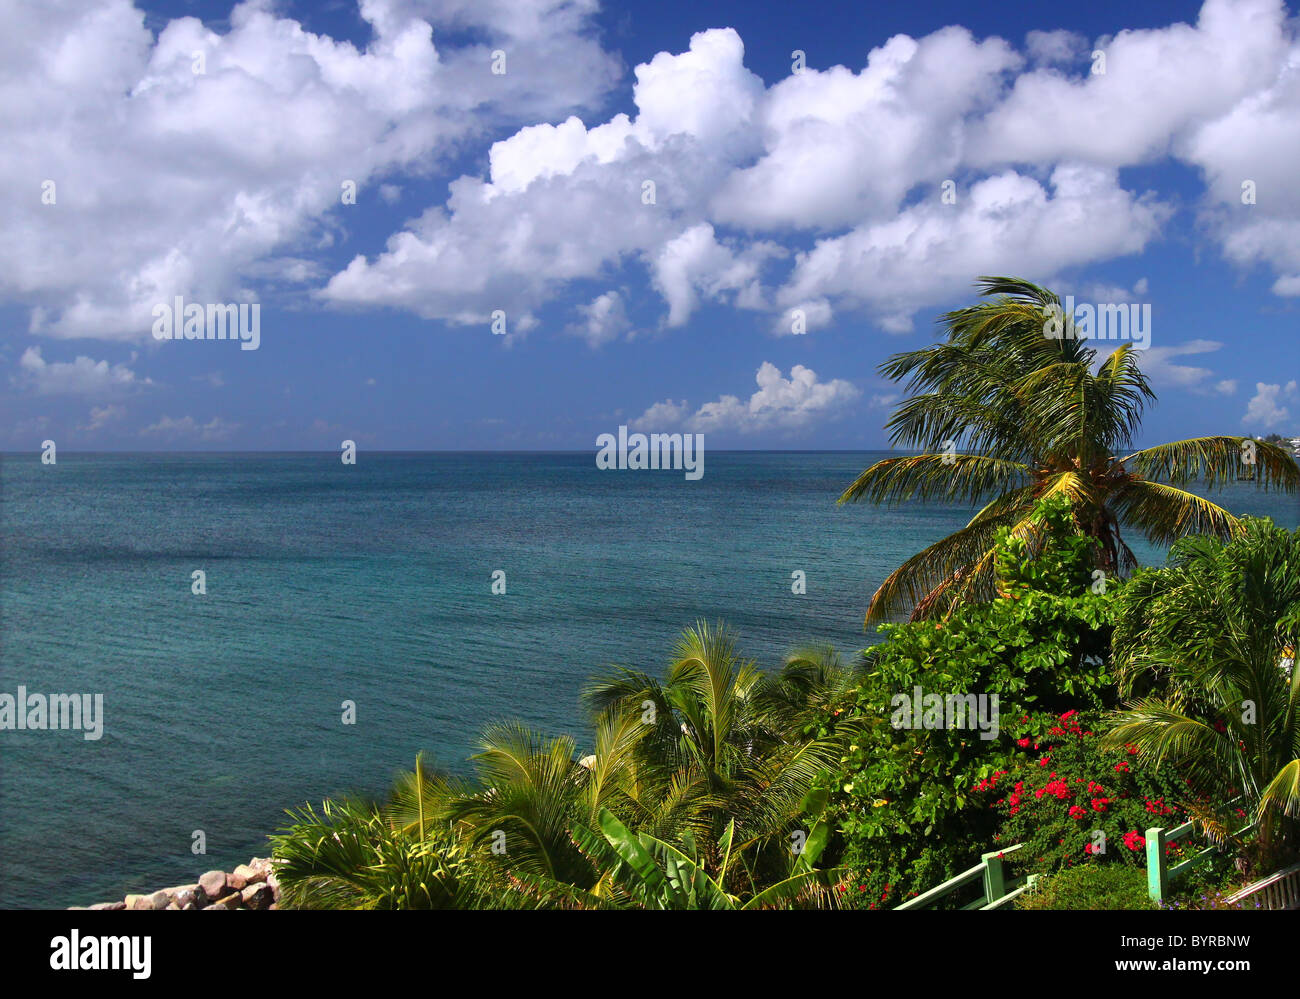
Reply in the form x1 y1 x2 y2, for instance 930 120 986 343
70 857 281 911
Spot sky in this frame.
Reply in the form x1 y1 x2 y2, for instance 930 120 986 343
2 0 1299 451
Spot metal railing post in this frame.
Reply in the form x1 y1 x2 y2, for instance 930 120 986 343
1146 826 1168 904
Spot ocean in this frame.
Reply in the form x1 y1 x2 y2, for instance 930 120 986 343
1 451 1295 908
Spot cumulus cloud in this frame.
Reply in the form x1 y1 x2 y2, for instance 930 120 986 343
710 27 1019 231
635 362 859 434
322 28 768 327
775 165 1168 333
1243 379 1298 429
1023 29 1090 68
2 0 617 341
17 346 152 397
7 0 1300 351
568 290 631 347
651 224 780 327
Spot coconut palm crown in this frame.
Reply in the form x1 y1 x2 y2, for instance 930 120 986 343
840 277 1299 626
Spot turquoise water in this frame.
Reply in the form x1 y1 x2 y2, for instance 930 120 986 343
0 451 1295 908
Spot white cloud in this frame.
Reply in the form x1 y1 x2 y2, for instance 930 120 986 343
711 27 1019 231
775 165 1168 333
1134 338 1224 390
651 224 780 327
1243 379 1298 429
79 404 126 431
637 398 692 427
970 0 1289 168
141 414 240 441
1024 29 1089 68
322 29 768 327
8 0 1300 349
2 0 617 341
569 291 631 348
635 362 859 434
17 346 151 397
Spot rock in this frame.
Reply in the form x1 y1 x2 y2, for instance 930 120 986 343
267 903 278 911
240 883 273 910
199 871 228 901
182 902 197 910
225 871 248 892
126 894 153 911
215 892 242 909
232 864 266 885
90 901 126 911
170 887 199 909
148 890 171 910
204 902 231 911
165 902 180 910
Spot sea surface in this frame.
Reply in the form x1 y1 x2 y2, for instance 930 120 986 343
1 451 1296 908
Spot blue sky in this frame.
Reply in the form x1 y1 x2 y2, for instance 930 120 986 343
3 0 1298 450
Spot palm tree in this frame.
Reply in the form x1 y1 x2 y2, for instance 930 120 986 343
839 277 1298 626
580 621 853 891
1103 519 1300 873
320 623 856 908
269 792 485 909
514 808 843 910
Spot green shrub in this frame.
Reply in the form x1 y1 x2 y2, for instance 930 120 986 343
1016 864 1156 910
823 497 1119 899
982 710 1228 877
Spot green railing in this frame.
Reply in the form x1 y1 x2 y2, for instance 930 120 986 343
894 843 1040 910
1145 817 1256 905
895 818 1255 910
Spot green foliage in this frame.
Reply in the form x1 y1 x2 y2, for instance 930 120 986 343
269 796 484 910
823 497 1119 899
1105 518 1300 873
1016 863 1156 911
271 625 858 909
828 846 972 910
1159 853 1248 910
838 277 1298 625
517 808 843 910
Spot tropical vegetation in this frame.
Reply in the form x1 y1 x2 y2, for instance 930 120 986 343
838 277 1297 626
268 277 1300 909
